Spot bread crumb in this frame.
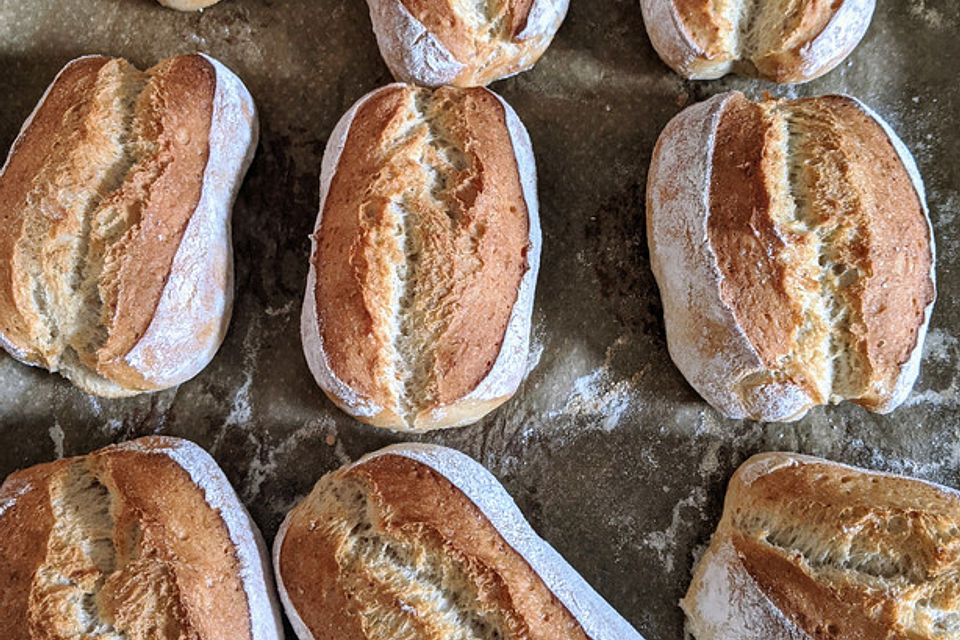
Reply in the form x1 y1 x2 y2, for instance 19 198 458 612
325 434 336 446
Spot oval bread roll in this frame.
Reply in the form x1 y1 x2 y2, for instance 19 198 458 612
640 0 875 83
683 452 960 639
0 54 258 397
302 83 540 432
646 91 935 422
273 443 645 640
365 0 569 87
0 435 283 640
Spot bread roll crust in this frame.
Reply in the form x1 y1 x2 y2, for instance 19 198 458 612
302 83 540 432
0 53 258 397
273 443 643 640
640 0 876 83
683 452 960 639
365 0 569 87
0 436 282 640
647 91 934 421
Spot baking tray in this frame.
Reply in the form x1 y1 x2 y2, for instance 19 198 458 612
1 0 959 637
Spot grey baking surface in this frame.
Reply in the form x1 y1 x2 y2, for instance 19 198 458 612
1 0 958 637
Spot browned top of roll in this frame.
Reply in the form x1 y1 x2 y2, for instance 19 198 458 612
716 453 960 639
0 54 215 390
313 84 529 420
707 92 933 409
665 0 854 81
401 0 536 58
278 453 588 639
0 437 251 640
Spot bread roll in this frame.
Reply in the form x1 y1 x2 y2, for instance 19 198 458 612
155 0 222 10
683 452 960 639
0 435 282 640
640 0 875 83
0 54 258 397
301 83 540 432
365 0 569 87
273 443 644 640
646 91 935 422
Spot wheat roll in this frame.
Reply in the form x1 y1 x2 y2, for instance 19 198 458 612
683 451 960 639
0 53 258 397
273 443 644 640
647 91 935 422
301 83 540 432
0 435 283 640
640 0 875 83
365 0 569 87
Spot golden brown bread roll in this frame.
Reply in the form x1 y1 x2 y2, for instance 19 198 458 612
0 436 282 640
301 83 540 432
273 443 644 640
646 91 935 422
640 0 876 83
0 53 258 397
365 0 569 87
683 452 960 639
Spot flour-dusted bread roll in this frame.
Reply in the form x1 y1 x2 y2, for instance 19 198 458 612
0 54 258 397
302 83 540 432
640 0 875 83
273 443 644 640
366 0 569 87
683 452 960 639
155 0 223 10
0 435 283 640
647 91 935 422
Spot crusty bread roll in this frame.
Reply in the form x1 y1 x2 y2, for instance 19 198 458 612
302 83 540 432
640 0 875 82
0 435 282 640
155 0 222 10
273 443 644 640
647 91 935 422
683 452 960 639
0 53 258 397
365 0 569 87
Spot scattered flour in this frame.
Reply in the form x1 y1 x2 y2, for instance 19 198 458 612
241 417 339 506
556 367 635 431
908 0 948 30
904 386 958 408
923 328 958 362
643 486 708 574
48 421 64 459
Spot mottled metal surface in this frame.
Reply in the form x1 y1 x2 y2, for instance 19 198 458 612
1 0 958 637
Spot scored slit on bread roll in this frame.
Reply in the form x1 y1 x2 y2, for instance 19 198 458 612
302 83 540 432
273 443 644 640
0 53 258 397
683 452 960 639
640 0 875 83
647 91 935 422
366 0 569 87
0 435 282 640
